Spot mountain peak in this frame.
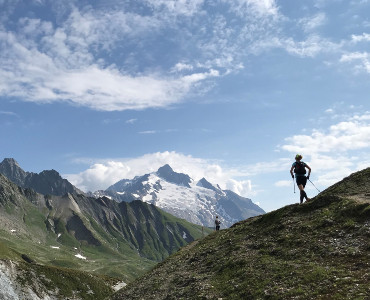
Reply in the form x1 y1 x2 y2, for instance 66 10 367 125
156 164 191 188
0 157 83 196
196 177 220 192
1 158 21 167
0 157 27 186
157 164 173 174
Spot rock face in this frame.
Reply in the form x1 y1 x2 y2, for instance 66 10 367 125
0 158 27 187
0 171 209 283
156 164 192 188
0 158 83 196
111 167 370 300
102 164 265 228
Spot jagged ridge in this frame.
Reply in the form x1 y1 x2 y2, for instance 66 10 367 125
104 164 265 227
0 158 83 196
0 172 210 282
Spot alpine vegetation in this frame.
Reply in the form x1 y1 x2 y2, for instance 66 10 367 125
111 167 370 299
0 158 211 299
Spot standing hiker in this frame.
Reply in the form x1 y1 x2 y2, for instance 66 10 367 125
290 154 311 204
215 216 221 231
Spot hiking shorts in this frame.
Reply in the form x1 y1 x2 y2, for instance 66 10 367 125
296 175 307 187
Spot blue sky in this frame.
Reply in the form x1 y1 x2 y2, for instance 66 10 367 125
1 0 370 212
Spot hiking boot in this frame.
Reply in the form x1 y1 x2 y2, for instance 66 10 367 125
305 198 311 202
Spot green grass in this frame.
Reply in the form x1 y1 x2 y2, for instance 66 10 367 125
112 193 370 300
15 261 116 300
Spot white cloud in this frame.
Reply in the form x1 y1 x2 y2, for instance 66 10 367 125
145 0 205 16
0 111 18 117
64 151 255 197
0 28 219 110
280 112 370 185
139 130 157 134
1 0 366 112
351 33 370 43
0 6 223 111
299 13 327 32
229 0 279 16
225 179 253 197
251 34 342 58
340 52 370 73
172 62 194 72
282 113 370 155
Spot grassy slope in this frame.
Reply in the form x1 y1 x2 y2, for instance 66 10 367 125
0 241 117 300
112 169 370 300
0 173 211 282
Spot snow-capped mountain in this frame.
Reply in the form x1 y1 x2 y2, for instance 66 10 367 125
101 164 265 227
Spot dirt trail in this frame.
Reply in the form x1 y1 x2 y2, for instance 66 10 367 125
347 194 370 204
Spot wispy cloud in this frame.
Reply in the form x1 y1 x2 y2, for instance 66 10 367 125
340 52 370 73
0 111 19 117
125 118 137 124
139 130 157 134
1 0 368 111
138 129 179 134
0 4 220 111
299 13 327 32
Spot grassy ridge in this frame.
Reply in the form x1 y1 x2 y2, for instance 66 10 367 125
112 169 370 299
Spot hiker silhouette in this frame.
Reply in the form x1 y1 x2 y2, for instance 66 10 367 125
290 154 311 204
215 216 221 231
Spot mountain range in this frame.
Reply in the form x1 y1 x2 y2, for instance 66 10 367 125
0 158 265 229
0 158 83 196
0 158 211 299
0 158 369 299
91 164 265 228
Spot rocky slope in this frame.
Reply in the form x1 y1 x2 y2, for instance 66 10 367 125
0 172 209 284
0 258 117 300
0 158 84 196
100 164 265 227
111 167 370 299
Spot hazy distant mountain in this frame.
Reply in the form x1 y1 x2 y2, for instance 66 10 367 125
0 158 84 196
101 164 265 227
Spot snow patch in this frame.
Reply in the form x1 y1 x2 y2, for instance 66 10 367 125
182 231 187 239
142 194 153 202
10 230 16 233
75 254 87 260
113 281 127 292
50 246 59 249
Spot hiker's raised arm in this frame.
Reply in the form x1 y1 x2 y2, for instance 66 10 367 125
306 165 311 177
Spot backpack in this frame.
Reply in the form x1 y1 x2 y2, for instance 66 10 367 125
294 161 306 175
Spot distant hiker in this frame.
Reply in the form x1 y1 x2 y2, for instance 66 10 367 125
290 154 311 204
215 216 221 231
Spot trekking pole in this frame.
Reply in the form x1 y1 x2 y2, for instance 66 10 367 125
293 177 295 193
308 179 321 193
